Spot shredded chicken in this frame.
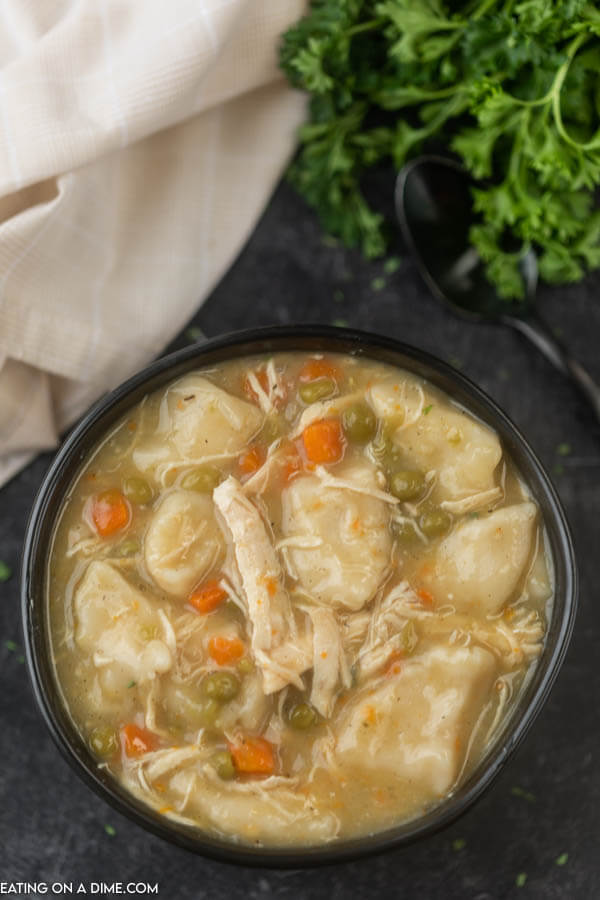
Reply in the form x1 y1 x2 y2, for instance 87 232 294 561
213 476 288 651
143 680 173 739
440 486 503 515
241 440 283 495
247 371 275 415
213 476 312 693
266 358 286 403
308 608 351 717
381 582 544 666
368 379 425 430
290 391 364 438
313 465 400 505
128 744 207 783
355 583 415 680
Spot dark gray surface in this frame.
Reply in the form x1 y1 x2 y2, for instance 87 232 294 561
1 178 599 898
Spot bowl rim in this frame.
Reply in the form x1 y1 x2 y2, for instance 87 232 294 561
21 324 578 867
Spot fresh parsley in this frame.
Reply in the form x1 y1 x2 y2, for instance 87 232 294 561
280 1 600 298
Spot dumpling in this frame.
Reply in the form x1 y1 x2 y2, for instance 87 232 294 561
423 502 537 614
133 375 263 474
74 560 174 693
335 645 496 796
280 464 392 611
369 379 502 501
168 374 264 457
144 490 223 597
150 765 340 844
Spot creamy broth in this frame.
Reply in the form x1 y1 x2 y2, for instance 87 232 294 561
47 352 553 846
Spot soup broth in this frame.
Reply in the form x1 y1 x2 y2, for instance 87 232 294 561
47 352 553 846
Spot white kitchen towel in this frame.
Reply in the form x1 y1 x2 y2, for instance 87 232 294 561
0 0 306 486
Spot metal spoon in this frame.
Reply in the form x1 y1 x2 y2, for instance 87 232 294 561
395 155 600 425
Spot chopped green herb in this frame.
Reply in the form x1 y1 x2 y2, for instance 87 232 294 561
556 443 572 457
17 655 25 664
383 256 401 274
467 512 480 519
333 288 344 302
185 326 203 342
0 561 12 582
332 317 349 328
553 463 565 477
127 680 137 689
280 2 600 298
371 277 385 292
5 639 18 652
104 824 116 837
423 405 433 416
511 786 536 803
452 837 466 851
448 357 463 370
515 873 527 888
555 852 569 866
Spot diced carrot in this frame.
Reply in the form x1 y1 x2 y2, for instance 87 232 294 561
417 588 435 609
228 736 275 775
302 419 345 464
238 445 265 476
189 579 227 615
279 440 302 485
299 358 341 383
208 635 245 665
91 490 130 537
243 369 269 403
120 723 157 757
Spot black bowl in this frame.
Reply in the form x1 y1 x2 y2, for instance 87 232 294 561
21 325 577 867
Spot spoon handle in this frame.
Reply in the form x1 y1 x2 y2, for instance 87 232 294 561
503 311 600 425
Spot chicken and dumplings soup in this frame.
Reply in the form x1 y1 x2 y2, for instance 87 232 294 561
47 352 553 846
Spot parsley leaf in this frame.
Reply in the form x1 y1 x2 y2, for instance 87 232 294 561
281 0 600 298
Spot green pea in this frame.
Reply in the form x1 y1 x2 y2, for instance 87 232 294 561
89 725 118 757
389 470 426 501
299 378 336 404
342 403 377 444
117 538 140 557
210 750 236 780
180 466 221 493
419 508 452 538
122 477 154 505
288 702 318 730
201 671 240 702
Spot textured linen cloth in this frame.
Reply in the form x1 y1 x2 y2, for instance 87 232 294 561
0 0 306 486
